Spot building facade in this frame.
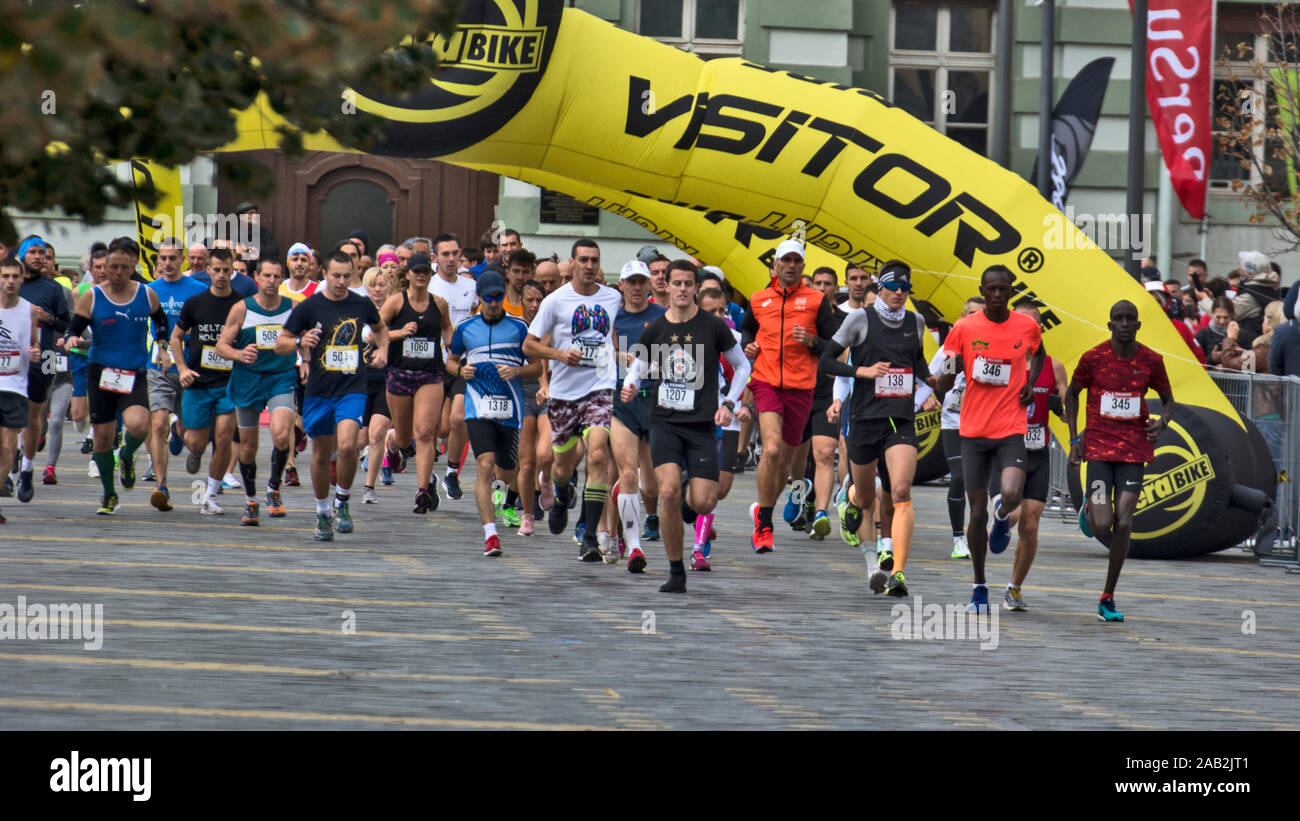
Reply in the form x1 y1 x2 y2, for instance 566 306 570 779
496 0 1296 284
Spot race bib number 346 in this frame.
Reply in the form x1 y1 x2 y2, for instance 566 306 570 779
973 356 1010 386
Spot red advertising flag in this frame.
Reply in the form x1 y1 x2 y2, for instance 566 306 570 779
1140 0 1215 219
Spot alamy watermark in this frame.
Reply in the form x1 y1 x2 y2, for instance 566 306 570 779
142 207 260 259
890 596 999 650
1042 206 1153 261
617 338 708 390
0 596 103 650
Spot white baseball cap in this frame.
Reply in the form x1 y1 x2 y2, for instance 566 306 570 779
620 260 651 280
774 239 804 260
701 265 726 282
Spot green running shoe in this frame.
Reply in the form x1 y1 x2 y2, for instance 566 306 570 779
1098 596 1124 622
501 505 521 528
809 510 831 541
837 498 862 546
118 448 135 490
96 493 119 515
492 482 507 520
334 500 354 534
314 513 334 542
878 550 895 573
884 571 908 597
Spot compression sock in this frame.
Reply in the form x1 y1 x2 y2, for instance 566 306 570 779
93 450 116 496
268 446 288 490
239 459 257 500
582 481 608 543
618 492 643 553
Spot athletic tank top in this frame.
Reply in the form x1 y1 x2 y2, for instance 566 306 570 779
89 283 152 370
848 308 927 421
235 295 296 373
0 297 34 395
1024 356 1057 451
387 290 444 371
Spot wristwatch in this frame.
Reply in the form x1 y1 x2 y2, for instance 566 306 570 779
721 399 735 411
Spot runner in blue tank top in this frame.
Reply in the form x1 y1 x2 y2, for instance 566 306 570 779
64 242 170 514
216 257 299 526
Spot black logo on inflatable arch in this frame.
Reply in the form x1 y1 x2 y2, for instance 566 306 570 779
351 0 564 158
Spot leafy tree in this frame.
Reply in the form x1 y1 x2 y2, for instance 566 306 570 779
0 0 460 242
1215 3 1300 248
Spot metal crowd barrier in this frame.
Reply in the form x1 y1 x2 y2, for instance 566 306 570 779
1207 370 1300 570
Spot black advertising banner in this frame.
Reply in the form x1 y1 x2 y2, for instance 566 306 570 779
1031 57 1115 210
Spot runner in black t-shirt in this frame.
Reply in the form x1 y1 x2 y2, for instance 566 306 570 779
621 261 750 593
171 248 244 514
278 250 388 541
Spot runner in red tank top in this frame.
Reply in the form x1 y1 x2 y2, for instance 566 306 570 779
1065 299 1175 623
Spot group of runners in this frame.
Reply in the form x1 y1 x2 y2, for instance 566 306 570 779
0 230 1173 616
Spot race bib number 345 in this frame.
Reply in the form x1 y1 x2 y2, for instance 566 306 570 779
1100 391 1141 420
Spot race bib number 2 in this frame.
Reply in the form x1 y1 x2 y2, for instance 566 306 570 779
98 367 135 394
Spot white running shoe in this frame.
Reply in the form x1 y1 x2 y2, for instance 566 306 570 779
362 487 378 504
222 472 242 489
952 534 971 558
598 530 617 564
201 496 225 515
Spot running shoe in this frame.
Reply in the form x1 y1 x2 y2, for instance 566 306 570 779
952 534 971 558
185 449 201 475
266 489 286 517
0 507 5 524
642 514 660 542
627 546 647 573
414 488 436 514
41 466 57 485
837 498 862 547
834 480 850 507
201 497 224 515
1078 503 1093 538
86 459 98 479
241 500 260 526
782 480 802 524
800 499 816 532
501 506 521 528
362 487 378 505
314 513 333 542
548 482 570 534
143 465 156 483
988 494 1011 554
518 514 535 536
96 493 119 515
967 585 991 614
578 540 603 562
168 421 184 456
1098 596 1124 622
443 471 463 500
867 563 889 594
483 534 502 557
700 536 712 558
380 465 394 485
573 520 587 546
294 426 307 455
222 472 241 490
539 474 555 511
598 530 617 564
118 451 135 491
334 500 354 534
284 466 300 487
1004 587 1027 611
749 503 774 554
16 469 34 503
80 438 94 455
567 475 579 509
884 571 908 597
0 476 10 496
618 536 627 560
809 510 831 541
878 550 894 573
151 487 173 512
690 548 712 572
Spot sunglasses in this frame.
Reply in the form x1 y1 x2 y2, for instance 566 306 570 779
880 280 912 292
480 293 505 302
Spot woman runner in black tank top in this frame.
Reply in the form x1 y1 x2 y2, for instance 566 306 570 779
379 259 452 514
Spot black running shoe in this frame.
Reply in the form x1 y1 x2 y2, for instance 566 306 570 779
413 488 435 514
16 470 34 503
578 540 602 562
443 472 463 500
659 573 686 593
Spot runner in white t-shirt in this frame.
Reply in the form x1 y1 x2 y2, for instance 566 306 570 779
0 257 40 524
427 233 479 501
523 239 623 561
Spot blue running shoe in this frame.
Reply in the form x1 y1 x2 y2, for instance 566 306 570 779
642 514 660 542
988 495 1011 554
782 482 801 524
701 538 712 558
967 585 990 613
573 520 586 546
1078 503 1093 538
1098 596 1125 622
809 510 831 541
168 422 184 457
381 465 394 485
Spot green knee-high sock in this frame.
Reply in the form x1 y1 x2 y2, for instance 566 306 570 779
120 431 146 461
93 450 116 496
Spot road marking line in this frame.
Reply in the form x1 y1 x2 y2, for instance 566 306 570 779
0 697 614 731
0 582 462 608
0 556 402 578
97 618 524 641
0 533 371 554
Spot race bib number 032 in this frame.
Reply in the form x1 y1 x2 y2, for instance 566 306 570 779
1025 424 1045 450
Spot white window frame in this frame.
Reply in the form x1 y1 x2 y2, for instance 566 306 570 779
636 0 745 57
887 2 997 155
1210 32 1279 195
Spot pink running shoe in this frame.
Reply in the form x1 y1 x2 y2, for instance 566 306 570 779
690 548 712 572
518 514 535 536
